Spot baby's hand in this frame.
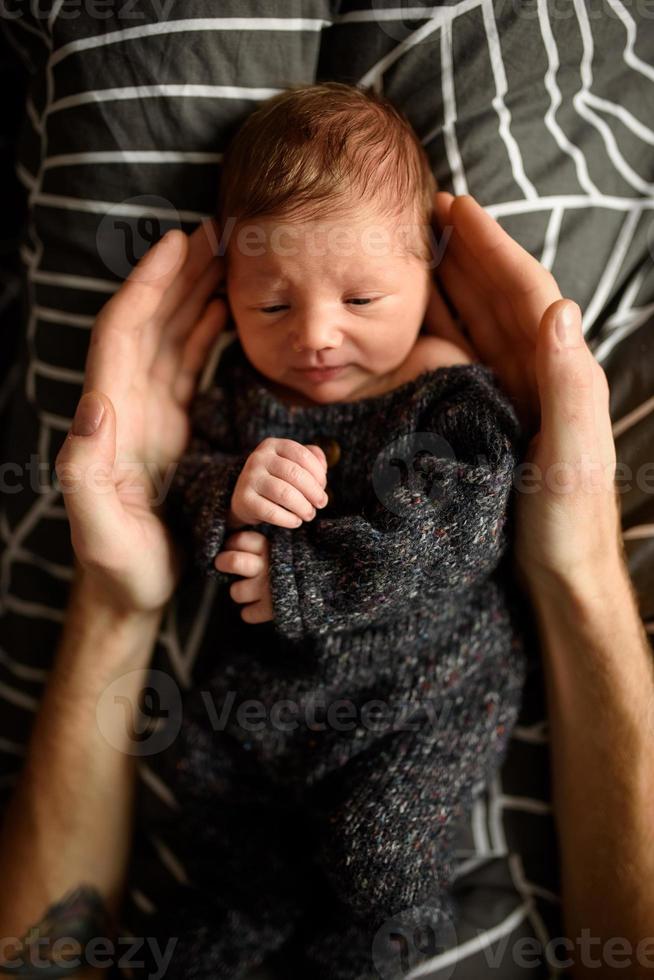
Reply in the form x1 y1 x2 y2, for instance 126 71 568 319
228 438 328 529
215 530 273 624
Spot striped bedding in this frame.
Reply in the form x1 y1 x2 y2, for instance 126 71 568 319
1 2 653 977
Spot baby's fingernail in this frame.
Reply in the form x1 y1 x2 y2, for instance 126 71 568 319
320 493 329 506
292 516 302 527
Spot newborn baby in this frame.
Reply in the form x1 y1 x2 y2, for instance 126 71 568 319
159 82 529 980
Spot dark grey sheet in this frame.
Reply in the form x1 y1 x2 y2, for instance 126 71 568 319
1 2 652 977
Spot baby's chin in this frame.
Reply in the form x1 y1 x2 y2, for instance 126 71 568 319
267 373 357 407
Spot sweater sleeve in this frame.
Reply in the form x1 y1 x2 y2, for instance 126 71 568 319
166 385 251 576
267 374 523 640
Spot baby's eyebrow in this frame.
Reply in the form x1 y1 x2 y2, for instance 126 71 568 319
233 271 392 290
234 273 288 288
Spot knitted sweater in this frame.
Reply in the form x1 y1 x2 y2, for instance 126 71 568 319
160 335 530 980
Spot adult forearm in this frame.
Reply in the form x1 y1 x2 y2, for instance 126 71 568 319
527 558 654 977
0 570 162 947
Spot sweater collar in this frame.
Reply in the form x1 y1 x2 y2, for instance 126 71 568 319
222 335 491 432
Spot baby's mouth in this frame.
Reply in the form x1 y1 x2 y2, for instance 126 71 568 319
294 364 347 382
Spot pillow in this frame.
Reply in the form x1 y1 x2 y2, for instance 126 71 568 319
1 4 652 976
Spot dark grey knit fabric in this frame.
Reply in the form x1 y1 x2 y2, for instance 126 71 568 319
159 335 530 980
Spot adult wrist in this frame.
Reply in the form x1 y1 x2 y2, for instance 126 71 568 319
516 552 650 688
71 563 164 620
57 565 164 682
516 543 631 614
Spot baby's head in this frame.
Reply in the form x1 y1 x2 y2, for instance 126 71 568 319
218 82 438 405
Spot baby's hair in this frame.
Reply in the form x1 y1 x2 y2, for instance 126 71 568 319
217 81 438 264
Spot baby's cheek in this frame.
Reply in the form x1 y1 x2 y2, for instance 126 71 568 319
366 319 422 371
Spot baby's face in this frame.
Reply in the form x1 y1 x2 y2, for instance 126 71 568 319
225 204 432 405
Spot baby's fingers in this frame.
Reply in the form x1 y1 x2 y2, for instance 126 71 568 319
257 473 326 527
272 439 327 492
269 457 329 511
229 574 266 604
241 597 274 624
223 530 268 551
215 548 266 578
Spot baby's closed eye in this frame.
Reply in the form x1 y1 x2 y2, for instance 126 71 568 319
258 298 377 314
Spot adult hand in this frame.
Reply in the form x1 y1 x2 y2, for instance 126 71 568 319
427 193 622 594
55 221 227 613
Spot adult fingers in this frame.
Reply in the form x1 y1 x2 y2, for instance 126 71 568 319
55 391 126 569
435 193 524 346
154 218 223 327
97 229 188 332
435 248 510 366
449 195 561 338
84 230 188 401
173 299 230 407
155 249 224 356
431 190 454 249
434 192 501 301
535 300 611 470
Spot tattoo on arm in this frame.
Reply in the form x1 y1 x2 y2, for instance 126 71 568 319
0 885 110 977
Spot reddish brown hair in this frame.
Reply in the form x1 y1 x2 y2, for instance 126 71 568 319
217 81 437 263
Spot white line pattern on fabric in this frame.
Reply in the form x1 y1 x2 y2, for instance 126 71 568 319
582 205 643 334
50 18 332 67
482 0 538 199
49 84 284 116
613 395 654 439
438 17 469 196
540 206 564 271
405 903 532 978
2 5 653 968
537 0 602 197
43 150 224 168
34 191 208 223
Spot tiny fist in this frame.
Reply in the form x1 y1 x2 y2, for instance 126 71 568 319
306 443 327 469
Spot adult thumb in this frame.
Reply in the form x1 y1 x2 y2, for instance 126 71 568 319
55 391 125 566
535 299 597 463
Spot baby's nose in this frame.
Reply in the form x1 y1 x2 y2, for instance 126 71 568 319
291 321 340 352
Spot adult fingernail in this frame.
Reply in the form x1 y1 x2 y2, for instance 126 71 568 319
555 303 582 348
72 392 104 435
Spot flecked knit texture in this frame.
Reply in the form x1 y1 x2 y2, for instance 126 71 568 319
159 335 530 980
